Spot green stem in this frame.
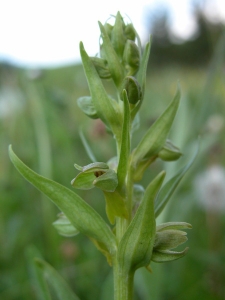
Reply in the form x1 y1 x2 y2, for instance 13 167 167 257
113 259 134 300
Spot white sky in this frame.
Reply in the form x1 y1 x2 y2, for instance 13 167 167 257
0 0 224 68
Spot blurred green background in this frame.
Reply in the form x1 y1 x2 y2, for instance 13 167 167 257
1 9 225 300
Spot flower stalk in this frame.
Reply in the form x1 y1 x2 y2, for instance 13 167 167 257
8 11 195 300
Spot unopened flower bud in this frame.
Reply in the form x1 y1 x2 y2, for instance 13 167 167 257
111 11 126 58
120 76 142 104
158 140 182 161
123 40 140 75
77 96 98 119
90 56 111 79
104 22 113 38
150 222 191 263
125 23 136 41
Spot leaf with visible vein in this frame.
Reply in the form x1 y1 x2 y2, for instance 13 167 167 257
35 258 80 300
155 143 199 217
9 146 117 256
132 88 180 167
117 90 131 191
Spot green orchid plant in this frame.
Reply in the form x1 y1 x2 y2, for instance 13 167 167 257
9 12 195 300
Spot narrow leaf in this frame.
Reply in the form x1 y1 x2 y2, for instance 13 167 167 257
80 42 121 137
35 258 80 300
79 129 97 162
26 247 51 300
154 143 199 218
118 171 165 272
9 146 117 255
131 39 151 118
132 87 180 167
98 21 124 87
137 38 151 93
117 90 131 191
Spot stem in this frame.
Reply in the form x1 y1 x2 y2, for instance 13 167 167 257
113 259 134 300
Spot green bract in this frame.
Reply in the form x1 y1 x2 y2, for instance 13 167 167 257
117 171 165 272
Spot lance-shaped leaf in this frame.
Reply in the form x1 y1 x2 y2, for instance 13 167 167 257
117 90 131 192
117 171 165 272
26 247 51 300
98 21 124 87
9 146 117 255
131 39 151 118
154 143 199 218
80 42 122 138
132 155 157 182
34 258 80 300
131 88 180 167
137 38 151 94
111 11 126 58
79 129 97 163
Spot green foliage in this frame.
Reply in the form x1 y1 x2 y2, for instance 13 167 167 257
34 258 80 300
4 9 225 300
9 145 117 257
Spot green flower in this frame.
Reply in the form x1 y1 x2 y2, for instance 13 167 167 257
71 162 118 192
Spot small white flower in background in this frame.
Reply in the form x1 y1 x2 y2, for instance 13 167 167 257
206 114 224 134
0 88 24 119
195 165 225 212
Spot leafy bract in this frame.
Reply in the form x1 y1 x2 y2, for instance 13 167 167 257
117 90 131 192
104 191 128 224
131 39 151 118
9 146 117 256
117 171 165 272
80 42 122 140
154 143 199 218
98 21 124 87
132 88 180 168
